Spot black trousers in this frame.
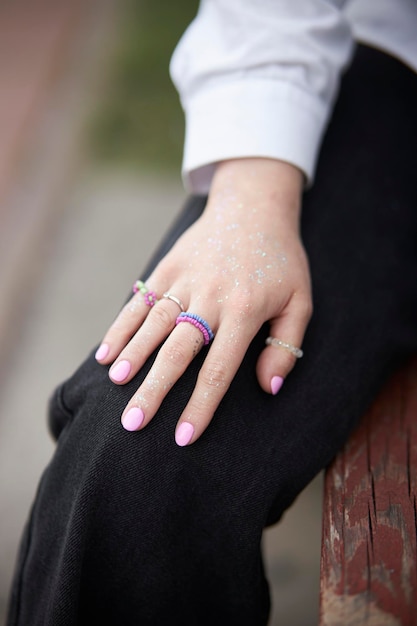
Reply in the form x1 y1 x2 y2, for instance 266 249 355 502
8 46 417 625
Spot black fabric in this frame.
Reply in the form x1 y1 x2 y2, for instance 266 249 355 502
7 45 417 625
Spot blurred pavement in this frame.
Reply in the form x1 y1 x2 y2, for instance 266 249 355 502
0 2 323 624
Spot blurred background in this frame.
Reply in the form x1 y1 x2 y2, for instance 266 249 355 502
0 0 322 623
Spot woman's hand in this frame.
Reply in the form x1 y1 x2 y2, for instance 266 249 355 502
95 158 312 445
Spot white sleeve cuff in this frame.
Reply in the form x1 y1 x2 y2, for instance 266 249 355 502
181 78 330 194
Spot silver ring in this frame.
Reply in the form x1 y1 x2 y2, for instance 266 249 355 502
163 292 185 312
265 337 303 358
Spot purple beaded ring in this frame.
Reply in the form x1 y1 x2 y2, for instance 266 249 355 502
132 280 157 307
175 312 214 346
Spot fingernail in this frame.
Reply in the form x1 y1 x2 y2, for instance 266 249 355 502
110 360 131 382
95 343 109 361
271 376 284 395
121 407 144 431
175 422 194 447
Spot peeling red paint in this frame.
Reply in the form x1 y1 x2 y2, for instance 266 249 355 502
320 357 417 625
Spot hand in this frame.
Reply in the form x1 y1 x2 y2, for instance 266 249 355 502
95 158 312 445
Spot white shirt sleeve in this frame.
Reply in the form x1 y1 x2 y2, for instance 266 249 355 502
169 0 354 193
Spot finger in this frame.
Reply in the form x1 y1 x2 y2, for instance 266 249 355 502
256 297 312 395
174 324 255 446
95 284 157 364
119 320 206 430
108 296 186 384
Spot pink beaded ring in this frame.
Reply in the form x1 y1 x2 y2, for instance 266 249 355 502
175 312 214 346
132 280 157 307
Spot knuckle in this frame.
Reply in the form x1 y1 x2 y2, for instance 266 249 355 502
228 291 257 320
230 288 255 308
199 360 229 391
164 339 190 370
151 304 174 329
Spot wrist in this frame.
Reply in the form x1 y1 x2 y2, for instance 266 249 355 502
207 158 303 228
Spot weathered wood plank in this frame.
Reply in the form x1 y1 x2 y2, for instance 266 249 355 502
320 357 417 626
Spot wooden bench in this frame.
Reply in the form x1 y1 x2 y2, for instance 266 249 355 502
319 357 417 625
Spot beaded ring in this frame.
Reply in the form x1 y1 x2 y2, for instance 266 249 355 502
175 312 214 346
132 280 157 307
265 337 303 358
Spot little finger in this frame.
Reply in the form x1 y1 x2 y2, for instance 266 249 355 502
256 301 312 395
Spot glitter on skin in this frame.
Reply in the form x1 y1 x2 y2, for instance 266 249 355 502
187 190 289 290
145 374 159 391
145 370 173 393
160 375 173 392
187 225 288 290
127 298 142 313
108 171 305 441
135 393 150 409
138 190 289 390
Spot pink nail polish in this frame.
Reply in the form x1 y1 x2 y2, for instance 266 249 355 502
121 407 144 431
95 343 109 361
110 360 131 382
271 376 284 395
175 422 194 447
